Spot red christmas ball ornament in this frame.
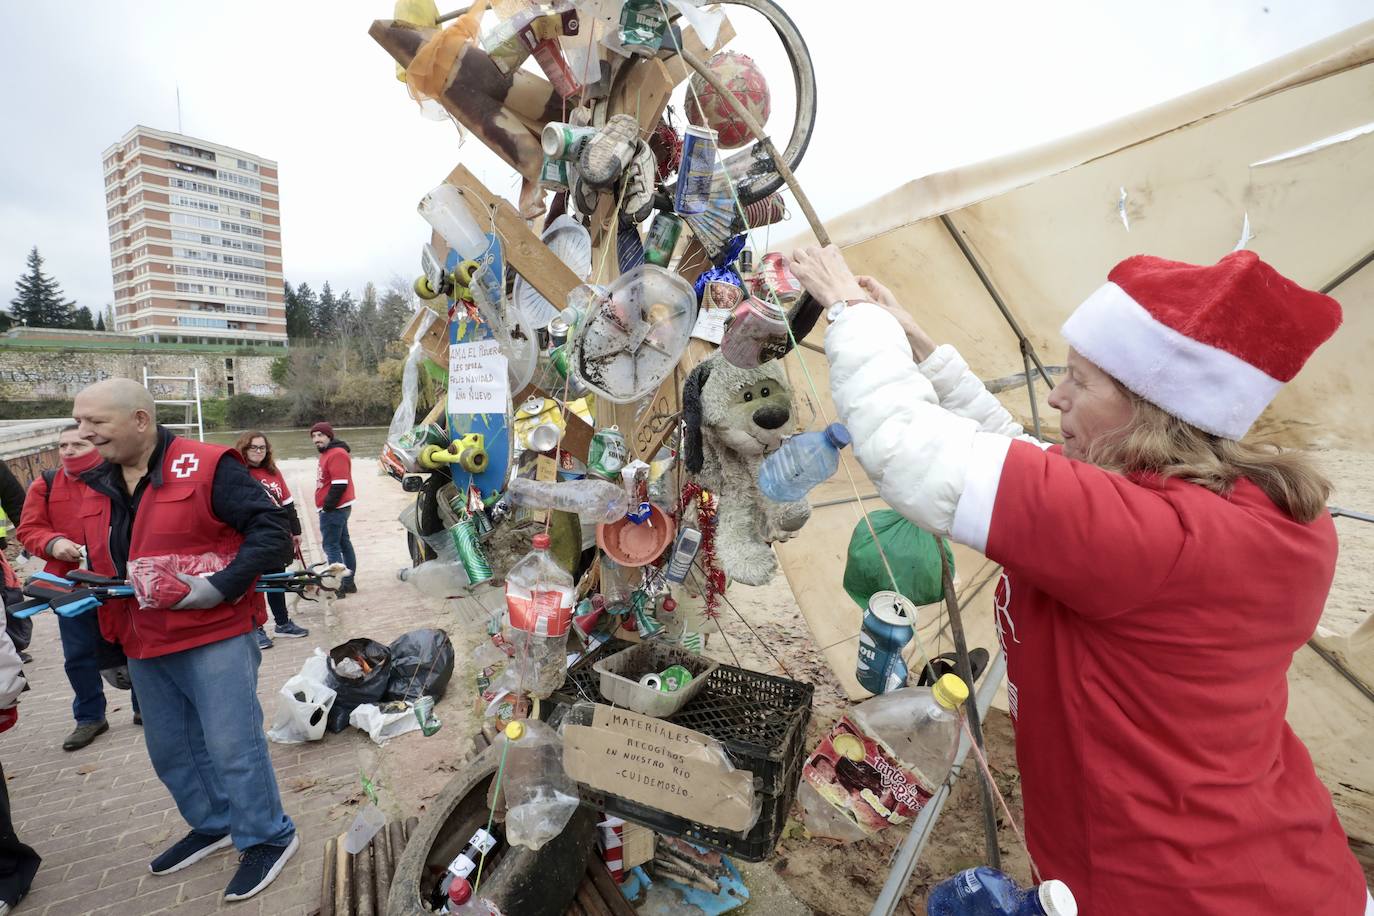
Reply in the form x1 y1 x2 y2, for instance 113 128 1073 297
685 51 771 150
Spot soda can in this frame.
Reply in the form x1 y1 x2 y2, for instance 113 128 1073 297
719 296 790 369
541 122 597 161
539 156 569 192
644 212 683 267
413 695 441 737
526 422 560 454
450 518 494 586
588 425 629 479
674 125 717 216
660 665 693 693
856 591 916 695
754 252 803 303
548 316 570 348
737 247 754 278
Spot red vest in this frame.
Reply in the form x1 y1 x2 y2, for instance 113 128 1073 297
80 438 266 659
18 470 89 579
315 445 356 509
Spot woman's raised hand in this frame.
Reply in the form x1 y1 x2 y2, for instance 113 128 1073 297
788 245 866 305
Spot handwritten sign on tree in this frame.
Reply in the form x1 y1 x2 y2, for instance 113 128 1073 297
448 338 508 416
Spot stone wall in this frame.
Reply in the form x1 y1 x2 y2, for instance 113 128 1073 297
0 349 282 401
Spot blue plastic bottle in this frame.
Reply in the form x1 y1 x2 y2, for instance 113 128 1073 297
758 423 852 502
927 867 1076 916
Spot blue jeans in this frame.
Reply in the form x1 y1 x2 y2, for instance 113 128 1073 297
318 507 356 587
128 633 295 850
57 611 106 725
264 566 289 626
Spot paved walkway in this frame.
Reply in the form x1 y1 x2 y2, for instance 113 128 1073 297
6 458 444 915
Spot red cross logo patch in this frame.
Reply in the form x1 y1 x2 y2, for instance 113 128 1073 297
170 453 200 478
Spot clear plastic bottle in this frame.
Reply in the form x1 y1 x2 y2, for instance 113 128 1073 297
418 183 489 258
397 559 470 598
499 719 581 851
797 673 968 842
927 867 1078 916
758 423 852 502
504 533 575 698
507 477 629 524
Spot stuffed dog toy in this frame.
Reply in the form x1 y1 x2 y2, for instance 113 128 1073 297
682 354 811 586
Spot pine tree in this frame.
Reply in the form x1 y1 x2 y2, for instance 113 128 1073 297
379 276 416 344
72 306 95 330
284 281 313 339
95 313 106 332
314 282 338 339
9 247 76 328
293 282 319 340
356 282 382 371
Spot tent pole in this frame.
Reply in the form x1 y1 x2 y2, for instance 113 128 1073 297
939 214 1054 390
1021 344 1043 439
1320 247 1374 294
870 649 1007 916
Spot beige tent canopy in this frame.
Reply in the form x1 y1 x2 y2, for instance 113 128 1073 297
776 17 1374 864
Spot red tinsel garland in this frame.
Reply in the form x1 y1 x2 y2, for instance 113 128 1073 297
677 481 724 619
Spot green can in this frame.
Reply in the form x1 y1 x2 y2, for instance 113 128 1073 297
644 212 683 267
449 518 493 586
540 156 569 192
587 425 628 479
550 344 571 379
660 665 693 693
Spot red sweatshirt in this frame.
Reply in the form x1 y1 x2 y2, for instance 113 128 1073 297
983 441 1364 915
17 471 88 578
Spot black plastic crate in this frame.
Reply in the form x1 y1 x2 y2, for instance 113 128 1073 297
554 638 814 798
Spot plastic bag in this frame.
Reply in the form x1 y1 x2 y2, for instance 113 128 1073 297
384 628 456 702
128 551 234 609
350 701 422 745
267 674 337 745
326 639 393 733
387 341 425 445
843 510 954 609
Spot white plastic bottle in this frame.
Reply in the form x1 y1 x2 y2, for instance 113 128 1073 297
797 673 969 842
503 533 575 698
499 719 581 851
396 559 470 598
418 183 489 258
506 477 629 523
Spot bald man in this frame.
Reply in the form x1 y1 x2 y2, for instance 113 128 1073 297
71 379 297 902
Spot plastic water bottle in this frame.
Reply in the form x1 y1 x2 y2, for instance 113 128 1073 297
397 559 470 599
499 719 581 851
797 673 968 842
418 183 488 258
927 867 1077 916
758 423 852 502
503 533 575 698
507 477 629 524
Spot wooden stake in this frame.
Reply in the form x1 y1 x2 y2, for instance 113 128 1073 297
321 835 338 916
335 832 353 916
372 823 393 911
355 841 375 916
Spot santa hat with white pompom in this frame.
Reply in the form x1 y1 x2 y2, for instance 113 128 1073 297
1060 250 1343 440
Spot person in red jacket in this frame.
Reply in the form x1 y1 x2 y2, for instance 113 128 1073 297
17 425 141 750
72 379 296 903
233 430 309 648
310 421 356 596
792 245 1370 915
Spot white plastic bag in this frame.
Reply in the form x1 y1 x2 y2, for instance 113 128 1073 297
267 674 337 744
350 702 422 745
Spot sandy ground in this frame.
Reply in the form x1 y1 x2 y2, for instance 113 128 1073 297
279 443 1372 916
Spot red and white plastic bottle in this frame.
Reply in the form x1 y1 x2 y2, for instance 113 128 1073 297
503 533 575 698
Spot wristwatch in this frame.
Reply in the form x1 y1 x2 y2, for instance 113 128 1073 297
826 299 867 321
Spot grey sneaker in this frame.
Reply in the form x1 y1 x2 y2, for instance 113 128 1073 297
570 171 601 217
578 113 639 188
254 627 274 650
274 620 309 638
62 720 109 751
619 140 656 225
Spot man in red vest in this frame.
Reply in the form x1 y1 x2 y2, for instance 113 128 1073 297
310 421 357 596
72 379 296 903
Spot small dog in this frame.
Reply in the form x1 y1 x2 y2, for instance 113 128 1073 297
682 355 811 586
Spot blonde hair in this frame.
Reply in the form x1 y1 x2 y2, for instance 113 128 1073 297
1085 394 1331 524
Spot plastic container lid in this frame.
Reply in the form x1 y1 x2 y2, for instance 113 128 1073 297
1038 879 1078 916
824 423 852 448
448 878 473 905
504 720 526 740
531 533 551 550
931 672 969 710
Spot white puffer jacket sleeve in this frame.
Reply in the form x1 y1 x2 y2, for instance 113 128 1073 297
918 344 1025 437
0 628 25 709
827 303 1010 543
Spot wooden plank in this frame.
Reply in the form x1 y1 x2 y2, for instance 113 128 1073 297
445 163 583 311
372 826 393 914
321 835 338 916
586 860 640 916
335 833 353 916
355 842 375 916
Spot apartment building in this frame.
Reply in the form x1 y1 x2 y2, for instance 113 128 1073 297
102 126 287 347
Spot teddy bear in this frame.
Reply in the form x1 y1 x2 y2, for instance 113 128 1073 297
682 354 811 586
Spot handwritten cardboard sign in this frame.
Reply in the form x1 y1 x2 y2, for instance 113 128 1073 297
448 338 508 416
563 705 756 832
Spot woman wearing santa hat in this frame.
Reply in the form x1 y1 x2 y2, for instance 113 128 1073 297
789 245 1369 915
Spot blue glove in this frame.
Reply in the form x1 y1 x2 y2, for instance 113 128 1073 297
54 595 101 618
172 574 225 610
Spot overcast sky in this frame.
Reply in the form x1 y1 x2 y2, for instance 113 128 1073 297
1 1 1369 313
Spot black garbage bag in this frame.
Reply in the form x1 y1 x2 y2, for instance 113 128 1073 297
384 628 455 702
325 638 392 733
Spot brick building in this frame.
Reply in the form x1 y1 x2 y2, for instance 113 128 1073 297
102 126 287 347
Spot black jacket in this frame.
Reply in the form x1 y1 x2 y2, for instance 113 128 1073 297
0 462 24 532
80 427 290 601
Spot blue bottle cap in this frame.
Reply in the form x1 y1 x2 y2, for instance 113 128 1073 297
825 423 852 448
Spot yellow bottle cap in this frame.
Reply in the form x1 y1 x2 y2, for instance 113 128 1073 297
505 721 526 740
932 673 969 710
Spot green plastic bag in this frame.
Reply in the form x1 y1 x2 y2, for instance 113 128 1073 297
843 510 953 609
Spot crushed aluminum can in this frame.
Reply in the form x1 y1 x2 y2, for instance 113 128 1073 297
413 695 442 736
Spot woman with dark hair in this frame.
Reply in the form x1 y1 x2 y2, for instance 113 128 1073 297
789 245 1369 915
234 431 308 647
